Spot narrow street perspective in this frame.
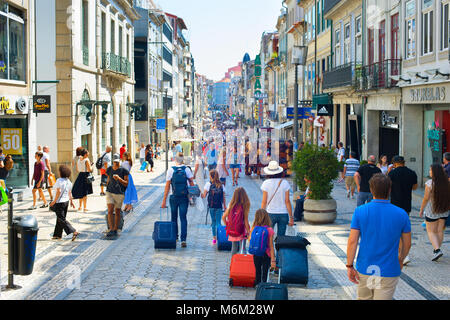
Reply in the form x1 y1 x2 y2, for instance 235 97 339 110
0 0 449 305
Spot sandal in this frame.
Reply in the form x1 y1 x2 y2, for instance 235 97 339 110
72 232 80 241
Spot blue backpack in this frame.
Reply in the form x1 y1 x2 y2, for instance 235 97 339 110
248 226 270 257
171 166 188 197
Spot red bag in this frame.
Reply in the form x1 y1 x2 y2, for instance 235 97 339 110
226 205 245 237
229 251 256 287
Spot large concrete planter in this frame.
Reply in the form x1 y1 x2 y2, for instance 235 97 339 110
303 199 337 224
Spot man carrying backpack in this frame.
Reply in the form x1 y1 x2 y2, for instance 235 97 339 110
161 153 195 248
97 146 112 196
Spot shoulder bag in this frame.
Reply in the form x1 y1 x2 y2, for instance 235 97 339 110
267 179 283 207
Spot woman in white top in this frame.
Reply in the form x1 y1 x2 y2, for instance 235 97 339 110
260 161 293 236
71 148 93 212
217 148 229 187
139 143 146 166
419 164 450 262
377 155 389 175
49 165 79 241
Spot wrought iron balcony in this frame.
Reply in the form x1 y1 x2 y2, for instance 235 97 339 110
355 59 401 91
323 62 358 90
102 52 131 77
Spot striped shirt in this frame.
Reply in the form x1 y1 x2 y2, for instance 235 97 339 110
344 158 360 177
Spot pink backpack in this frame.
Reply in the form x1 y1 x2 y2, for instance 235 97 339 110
226 205 245 237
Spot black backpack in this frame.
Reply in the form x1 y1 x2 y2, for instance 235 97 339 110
171 166 188 197
208 183 223 209
95 153 107 170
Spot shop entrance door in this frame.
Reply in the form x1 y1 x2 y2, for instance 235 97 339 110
379 128 399 163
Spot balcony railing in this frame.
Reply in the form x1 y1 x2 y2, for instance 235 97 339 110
355 59 401 91
102 52 131 77
323 62 359 90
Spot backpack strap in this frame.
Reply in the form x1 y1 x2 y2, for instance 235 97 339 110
267 179 283 207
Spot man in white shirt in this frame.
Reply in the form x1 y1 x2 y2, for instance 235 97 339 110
139 143 146 165
161 153 194 248
337 142 346 162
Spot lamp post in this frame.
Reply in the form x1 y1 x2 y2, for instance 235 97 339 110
292 45 308 192
163 80 170 173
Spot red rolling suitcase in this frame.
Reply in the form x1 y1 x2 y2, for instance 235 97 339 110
229 244 256 288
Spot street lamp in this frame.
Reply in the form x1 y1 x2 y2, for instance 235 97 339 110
292 45 308 192
163 80 171 172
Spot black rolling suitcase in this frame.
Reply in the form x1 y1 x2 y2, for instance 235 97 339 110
255 272 288 300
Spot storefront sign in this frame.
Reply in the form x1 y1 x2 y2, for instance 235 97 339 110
0 128 23 155
0 96 14 114
156 118 166 131
410 86 446 103
427 128 443 163
33 95 51 113
381 111 399 129
15 97 27 113
316 104 334 116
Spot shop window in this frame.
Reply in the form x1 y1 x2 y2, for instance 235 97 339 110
0 117 29 188
355 16 362 63
0 2 25 81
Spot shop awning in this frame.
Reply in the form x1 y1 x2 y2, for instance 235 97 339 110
312 93 333 109
274 121 293 130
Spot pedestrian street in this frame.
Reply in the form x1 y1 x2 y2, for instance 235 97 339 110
2 159 447 300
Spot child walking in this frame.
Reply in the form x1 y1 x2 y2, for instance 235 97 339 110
202 169 226 244
249 209 276 285
222 187 250 256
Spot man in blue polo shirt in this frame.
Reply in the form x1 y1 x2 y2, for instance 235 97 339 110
346 173 411 300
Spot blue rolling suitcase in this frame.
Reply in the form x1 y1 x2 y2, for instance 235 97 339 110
152 208 177 249
217 225 232 251
275 235 310 286
140 161 149 171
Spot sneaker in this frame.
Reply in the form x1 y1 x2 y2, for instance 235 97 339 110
28 206 37 210
432 249 443 261
40 204 48 208
106 230 118 238
181 241 187 248
403 255 411 266
347 191 350 198
100 192 106 196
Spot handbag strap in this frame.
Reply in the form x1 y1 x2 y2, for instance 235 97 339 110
268 179 283 207
56 179 66 204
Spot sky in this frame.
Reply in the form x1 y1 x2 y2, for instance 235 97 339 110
158 0 283 82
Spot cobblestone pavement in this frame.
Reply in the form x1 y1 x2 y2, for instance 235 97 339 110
1 163 449 300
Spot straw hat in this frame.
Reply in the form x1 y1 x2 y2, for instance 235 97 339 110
263 161 284 175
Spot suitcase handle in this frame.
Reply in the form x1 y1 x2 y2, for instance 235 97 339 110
160 207 170 221
239 240 247 255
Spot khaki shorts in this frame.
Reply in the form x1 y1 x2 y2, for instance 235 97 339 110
106 192 125 210
345 176 356 188
357 272 399 300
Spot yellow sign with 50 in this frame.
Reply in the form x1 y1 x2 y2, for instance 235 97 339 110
1 128 23 155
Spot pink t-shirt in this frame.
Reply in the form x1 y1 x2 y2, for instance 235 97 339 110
264 226 275 257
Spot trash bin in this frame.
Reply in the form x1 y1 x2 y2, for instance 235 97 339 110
12 215 39 276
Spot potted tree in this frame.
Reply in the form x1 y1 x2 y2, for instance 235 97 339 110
293 143 342 224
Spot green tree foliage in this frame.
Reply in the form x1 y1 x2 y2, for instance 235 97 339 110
293 143 342 200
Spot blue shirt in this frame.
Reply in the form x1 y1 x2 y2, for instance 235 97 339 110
351 199 411 277
206 149 217 165
344 158 360 177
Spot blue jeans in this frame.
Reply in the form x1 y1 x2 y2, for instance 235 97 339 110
169 195 189 242
357 192 373 207
209 207 223 237
269 213 289 237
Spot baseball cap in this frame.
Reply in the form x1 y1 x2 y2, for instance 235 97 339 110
112 153 121 162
